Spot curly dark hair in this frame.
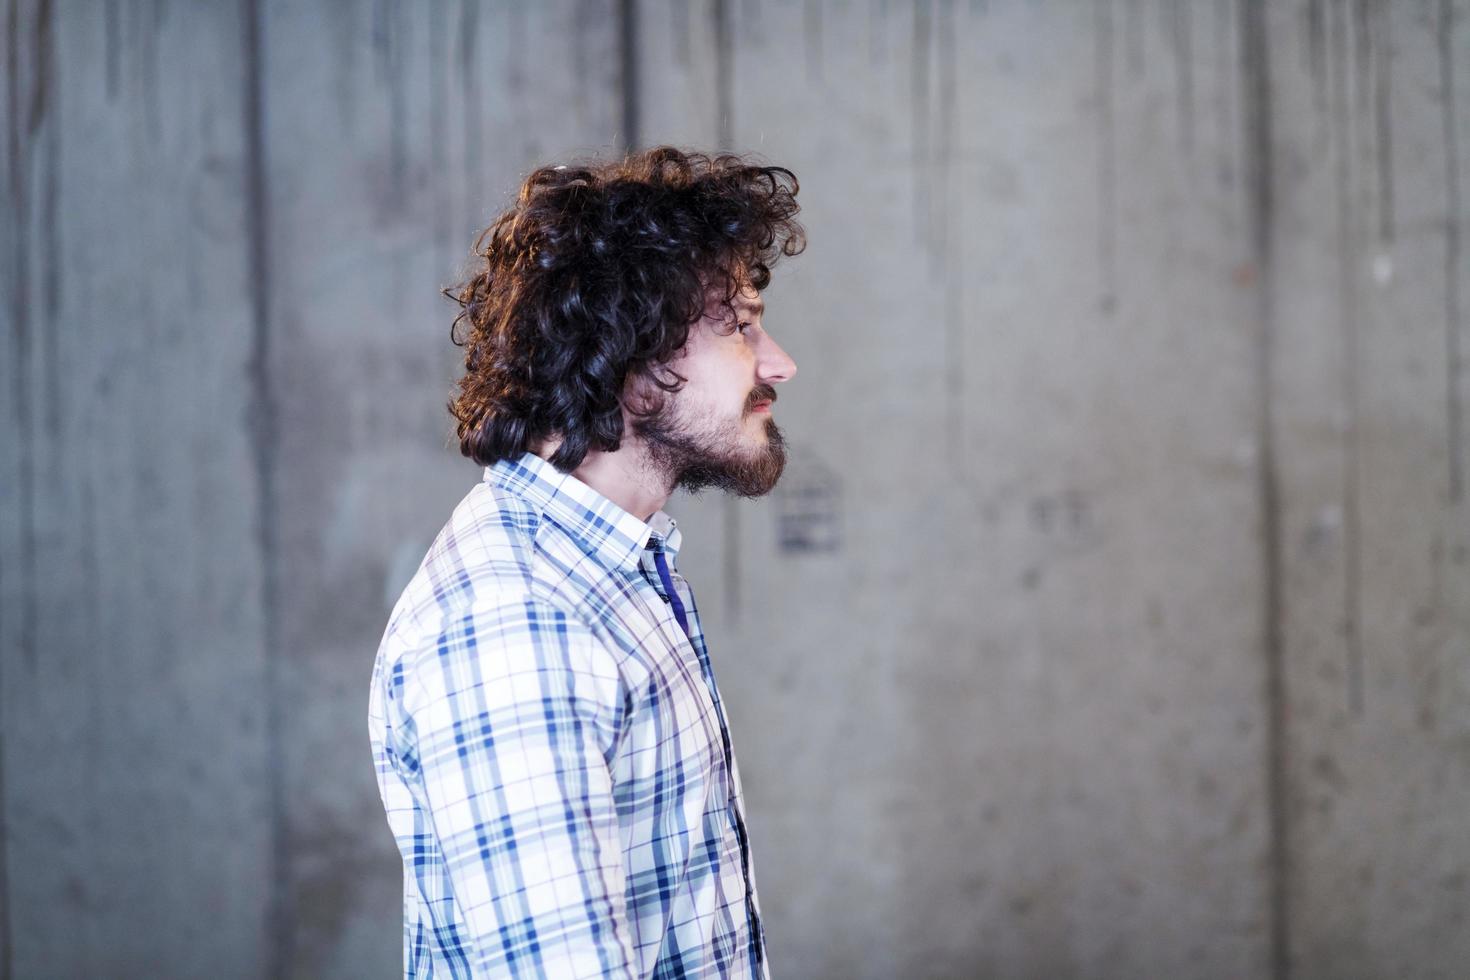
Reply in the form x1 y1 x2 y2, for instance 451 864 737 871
446 146 806 472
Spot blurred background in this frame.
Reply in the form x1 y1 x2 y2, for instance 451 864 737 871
2 1 1468 978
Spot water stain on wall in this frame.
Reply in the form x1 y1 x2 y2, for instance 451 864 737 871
776 447 843 555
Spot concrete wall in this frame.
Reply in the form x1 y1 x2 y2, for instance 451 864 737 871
1 2 1465 978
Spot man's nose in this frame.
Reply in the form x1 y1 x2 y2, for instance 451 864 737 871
757 333 798 384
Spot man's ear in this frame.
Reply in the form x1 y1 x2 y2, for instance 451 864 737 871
622 363 686 419
621 369 664 419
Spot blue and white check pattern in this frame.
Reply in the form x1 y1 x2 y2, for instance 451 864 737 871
369 452 769 978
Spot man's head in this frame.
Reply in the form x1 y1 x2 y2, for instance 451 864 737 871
448 147 805 494
632 282 796 497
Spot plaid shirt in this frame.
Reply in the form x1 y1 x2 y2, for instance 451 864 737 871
369 452 769 978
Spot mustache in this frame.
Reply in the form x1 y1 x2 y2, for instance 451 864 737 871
745 384 778 412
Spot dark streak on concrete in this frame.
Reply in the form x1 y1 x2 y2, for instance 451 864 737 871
104 0 119 100
372 2 390 91
619 0 638 153
9 0 39 686
1169 0 1195 156
1352 0 1371 126
1442 0 1463 502
80 449 103 979
508 2 533 160
713 0 731 149
937 0 961 455
458 0 480 245
571 0 592 118
1308 0 1326 115
428 0 450 273
1417 537 1446 732
2 0 22 641
326 0 354 139
804 0 822 84
374 0 407 211
25 0 44 137
79 469 100 760
0 20 16 980
1372 0 1392 244
1241 2 1290 978
867 0 885 67
738 0 762 45
4 1 48 973
241 0 288 973
1122 0 1143 77
0 561 8 980
911 0 929 249
671 0 690 68
1330 0 1365 716
1096 0 1117 315
139 0 160 143
38 0 57 459
1215 0 1236 189
0 591 7 980
13 0 55 471
934 0 954 245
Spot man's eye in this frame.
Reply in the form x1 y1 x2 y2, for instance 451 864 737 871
737 321 751 334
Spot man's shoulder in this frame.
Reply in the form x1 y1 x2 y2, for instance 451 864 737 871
431 478 543 579
374 480 631 714
380 478 593 648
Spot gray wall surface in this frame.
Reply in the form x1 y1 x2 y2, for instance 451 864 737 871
2 1 1466 978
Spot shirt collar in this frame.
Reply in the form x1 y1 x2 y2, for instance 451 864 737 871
484 452 681 571
646 510 683 559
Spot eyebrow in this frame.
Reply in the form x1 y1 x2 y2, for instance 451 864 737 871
737 298 765 317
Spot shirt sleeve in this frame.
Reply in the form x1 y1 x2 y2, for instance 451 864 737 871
399 594 639 979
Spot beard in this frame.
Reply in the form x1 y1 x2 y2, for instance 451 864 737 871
633 384 788 497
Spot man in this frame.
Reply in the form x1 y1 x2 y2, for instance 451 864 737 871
369 146 805 978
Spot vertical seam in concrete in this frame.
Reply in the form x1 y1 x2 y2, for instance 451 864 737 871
1242 0 1290 977
618 0 639 154
1442 0 1463 503
241 0 287 972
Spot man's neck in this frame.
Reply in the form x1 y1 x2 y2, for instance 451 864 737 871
536 439 672 522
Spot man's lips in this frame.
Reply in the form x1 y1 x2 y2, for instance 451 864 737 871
747 385 778 415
